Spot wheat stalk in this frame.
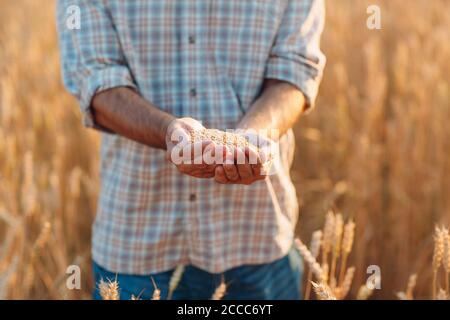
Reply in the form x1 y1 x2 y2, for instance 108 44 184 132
167 264 185 300
30 221 51 262
321 263 329 284
34 221 52 250
304 231 323 300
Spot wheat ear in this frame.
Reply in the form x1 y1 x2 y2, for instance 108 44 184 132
311 281 336 300
295 238 324 281
436 288 448 300
337 266 355 299
396 292 408 300
151 276 161 300
397 273 418 300
330 213 343 289
130 288 145 300
442 227 450 294
321 211 335 268
167 264 185 300
338 220 355 286
98 278 120 300
405 273 417 300
304 231 322 300
211 275 227 300
432 226 445 299
356 284 373 300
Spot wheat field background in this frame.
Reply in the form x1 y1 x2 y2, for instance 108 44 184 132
0 0 449 299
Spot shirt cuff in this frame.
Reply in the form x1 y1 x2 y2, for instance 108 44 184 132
79 65 137 132
265 56 322 114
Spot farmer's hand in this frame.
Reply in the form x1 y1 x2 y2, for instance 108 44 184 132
214 130 275 185
165 118 224 179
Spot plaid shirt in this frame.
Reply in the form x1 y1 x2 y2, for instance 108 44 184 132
57 0 325 274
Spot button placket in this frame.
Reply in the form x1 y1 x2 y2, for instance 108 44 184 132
185 1 201 252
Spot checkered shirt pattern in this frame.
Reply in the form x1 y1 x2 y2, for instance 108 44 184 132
57 0 325 274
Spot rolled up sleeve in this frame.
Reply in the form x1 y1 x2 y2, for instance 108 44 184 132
265 0 326 113
56 0 137 130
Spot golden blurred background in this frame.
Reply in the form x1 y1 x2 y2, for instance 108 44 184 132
0 0 449 299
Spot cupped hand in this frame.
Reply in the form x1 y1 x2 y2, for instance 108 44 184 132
165 118 224 179
214 130 276 185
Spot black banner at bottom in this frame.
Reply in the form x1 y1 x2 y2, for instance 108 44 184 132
0 300 447 319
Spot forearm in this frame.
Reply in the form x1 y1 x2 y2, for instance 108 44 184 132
237 80 306 138
92 87 175 150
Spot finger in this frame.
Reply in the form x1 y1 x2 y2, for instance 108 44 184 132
177 164 215 179
191 171 215 179
244 146 263 177
235 148 253 180
216 145 228 165
203 142 216 165
251 164 264 178
205 144 227 164
214 166 229 184
204 142 215 155
223 151 239 181
195 141 214 165
170 125 191 145
167 143 184 165
200 140 215 155
179 117 205 131
180 141 210 164
245 145 261 166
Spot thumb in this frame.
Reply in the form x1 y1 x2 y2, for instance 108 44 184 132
169 125 191 145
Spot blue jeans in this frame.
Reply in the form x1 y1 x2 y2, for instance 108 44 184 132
92 246 303 300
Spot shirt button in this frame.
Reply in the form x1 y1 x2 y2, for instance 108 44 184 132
190 88 197 98
188 35 196 44
189 194 197 202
